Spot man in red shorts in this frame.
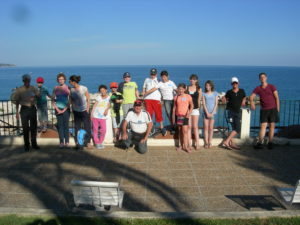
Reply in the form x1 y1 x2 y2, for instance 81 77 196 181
142 68 167 136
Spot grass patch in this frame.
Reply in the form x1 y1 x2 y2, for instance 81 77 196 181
0 215 300 225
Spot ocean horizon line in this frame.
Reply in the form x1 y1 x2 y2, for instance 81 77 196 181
2 64 300 69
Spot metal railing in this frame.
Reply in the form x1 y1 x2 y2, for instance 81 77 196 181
1 99 300 138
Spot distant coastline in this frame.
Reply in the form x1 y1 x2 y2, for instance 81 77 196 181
0 64 16 68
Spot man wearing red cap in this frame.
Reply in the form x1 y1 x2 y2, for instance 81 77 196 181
121 100 153 154
36 77 51 133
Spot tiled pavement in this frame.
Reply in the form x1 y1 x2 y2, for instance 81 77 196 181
0 144 300 214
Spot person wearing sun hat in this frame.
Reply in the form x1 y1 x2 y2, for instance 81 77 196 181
36 76 51 133
221 76 246 150
14 74 40 151
109 82 124 142
121 100 153 154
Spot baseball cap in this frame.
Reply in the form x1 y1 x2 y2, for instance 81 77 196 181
110 82 118 88
22 74 31 81
36 77 44 83
231 77 239 84
134 100 143 107
150 68 157 75
123 72 131 78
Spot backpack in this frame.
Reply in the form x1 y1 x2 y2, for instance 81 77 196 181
77 129 87 146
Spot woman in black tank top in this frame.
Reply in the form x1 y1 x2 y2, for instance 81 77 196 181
187 74 202 150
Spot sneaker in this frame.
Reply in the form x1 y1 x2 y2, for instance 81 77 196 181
254 142 264 150
267 142 274 150
73 145 81 150
96 144 105 150
32 144 40 150
24 145 30 152
161 128 167 136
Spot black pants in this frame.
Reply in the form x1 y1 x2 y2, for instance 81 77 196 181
20 106 38 147
73 110 91 145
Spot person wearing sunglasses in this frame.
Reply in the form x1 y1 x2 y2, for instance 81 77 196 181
221 77 246 150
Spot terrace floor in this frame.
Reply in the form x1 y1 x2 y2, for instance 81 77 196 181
0 144 300 216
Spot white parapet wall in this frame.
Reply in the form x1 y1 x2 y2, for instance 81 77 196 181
1 136 300 147
240 108 251 139
103 111 114 144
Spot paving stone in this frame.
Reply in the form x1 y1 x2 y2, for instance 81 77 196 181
204 196 237 211
169 170 194 178
199 185 255 197
169 162 192 170
1 145 300 213
147 170 170 179
146 177 174 189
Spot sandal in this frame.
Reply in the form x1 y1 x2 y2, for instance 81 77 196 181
186 147 192 153
176 146 183 152
230 143 241 150
220 142 233 150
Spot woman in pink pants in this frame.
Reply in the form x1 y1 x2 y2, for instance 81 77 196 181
91 85 111 149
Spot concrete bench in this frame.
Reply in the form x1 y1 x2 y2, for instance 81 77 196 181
71 180 124 211
277 180 300 204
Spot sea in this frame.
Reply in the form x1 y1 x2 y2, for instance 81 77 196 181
0 65 299 100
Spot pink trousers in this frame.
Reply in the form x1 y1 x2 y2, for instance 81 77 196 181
92 118 106 144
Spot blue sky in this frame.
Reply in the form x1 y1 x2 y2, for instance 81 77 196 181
0 0 300 66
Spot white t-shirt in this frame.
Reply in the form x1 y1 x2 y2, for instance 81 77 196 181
92 95 110 119
70 85 88 112
125 110 152 133
158 80 177 100
143 77 161 101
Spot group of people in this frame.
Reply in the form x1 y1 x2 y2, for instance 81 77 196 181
12 69 280 153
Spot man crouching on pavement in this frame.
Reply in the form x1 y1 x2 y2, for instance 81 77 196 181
121 100 153 154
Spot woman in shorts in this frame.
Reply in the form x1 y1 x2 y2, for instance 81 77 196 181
187 74 202 150
172 83 194 153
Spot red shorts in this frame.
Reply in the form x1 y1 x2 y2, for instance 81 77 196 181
144 99 163 123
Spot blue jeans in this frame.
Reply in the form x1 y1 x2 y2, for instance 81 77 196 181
225 110 241 133
162 100 173 124
37 103 48 124
56 109 70 144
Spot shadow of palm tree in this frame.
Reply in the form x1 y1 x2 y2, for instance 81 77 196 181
0 145 205 224
227 146 300 210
